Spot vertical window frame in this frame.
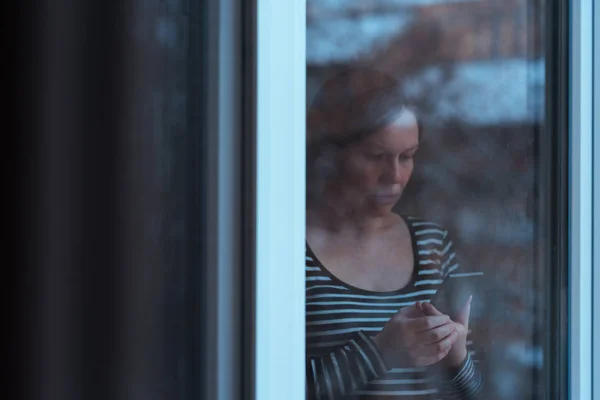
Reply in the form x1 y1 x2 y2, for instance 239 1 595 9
593 0 600 398
253 1 307 400
200 0 245 399
570 0 594 399
542 0 570 398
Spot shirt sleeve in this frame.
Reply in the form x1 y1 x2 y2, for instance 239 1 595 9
306 330 389 399
436 229 484 399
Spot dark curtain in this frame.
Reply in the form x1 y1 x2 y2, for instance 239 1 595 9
15 1 207 399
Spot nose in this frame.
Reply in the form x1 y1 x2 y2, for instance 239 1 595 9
382 158 405 184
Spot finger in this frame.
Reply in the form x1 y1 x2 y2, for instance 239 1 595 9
415 301 423 312
406 314 450 332
418 321 456 344
433 342 454 363
412 331 458 364
399 302 426 318
399 302 418 314
421 301 444 316
421 330 459 357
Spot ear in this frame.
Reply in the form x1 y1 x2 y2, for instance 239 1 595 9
314 141 339 179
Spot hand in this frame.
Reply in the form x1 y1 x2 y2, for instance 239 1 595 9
372 303 460 368
419 296 471 368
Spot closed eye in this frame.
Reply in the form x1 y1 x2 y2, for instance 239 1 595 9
365 152 385 159
400 146 419 160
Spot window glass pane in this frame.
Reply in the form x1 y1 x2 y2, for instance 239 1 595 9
305 1 556 399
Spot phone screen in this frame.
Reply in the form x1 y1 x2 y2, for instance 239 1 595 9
429 272 484 319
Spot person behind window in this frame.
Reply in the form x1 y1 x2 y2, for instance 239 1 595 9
305 68 483 399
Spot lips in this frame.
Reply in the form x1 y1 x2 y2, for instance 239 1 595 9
374 193 401 197
371 193 401 204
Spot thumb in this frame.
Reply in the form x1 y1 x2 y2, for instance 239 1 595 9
400 301 426 318
421 301 444 317
456 295 472 329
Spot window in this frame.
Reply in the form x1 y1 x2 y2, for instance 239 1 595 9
23 0 597 399
251 0 596 399
304 0 550 398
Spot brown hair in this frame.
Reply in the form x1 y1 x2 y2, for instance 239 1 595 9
306 68 420 203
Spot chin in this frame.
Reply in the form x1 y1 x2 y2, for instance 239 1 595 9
367 203 396 216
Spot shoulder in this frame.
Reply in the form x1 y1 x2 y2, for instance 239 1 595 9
401 215 459 273
399 216 471 279
401 214 451 240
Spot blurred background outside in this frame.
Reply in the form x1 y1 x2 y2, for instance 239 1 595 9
307 0 545 398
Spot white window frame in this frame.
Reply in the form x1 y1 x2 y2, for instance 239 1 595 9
593 0 600 398
570 0 594 399
254 1 307 400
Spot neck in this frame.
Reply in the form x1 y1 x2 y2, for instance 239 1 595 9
307 195 394 236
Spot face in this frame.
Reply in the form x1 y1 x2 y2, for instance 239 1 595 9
329 110 420 215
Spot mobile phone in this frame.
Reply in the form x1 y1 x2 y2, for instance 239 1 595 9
429 272 484 320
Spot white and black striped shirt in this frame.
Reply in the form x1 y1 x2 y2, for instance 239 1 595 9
306 215 483 399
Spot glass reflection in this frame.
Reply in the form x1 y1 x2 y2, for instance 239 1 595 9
306 1 544 399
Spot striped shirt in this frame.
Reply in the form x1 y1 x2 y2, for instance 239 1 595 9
306 215 483 399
